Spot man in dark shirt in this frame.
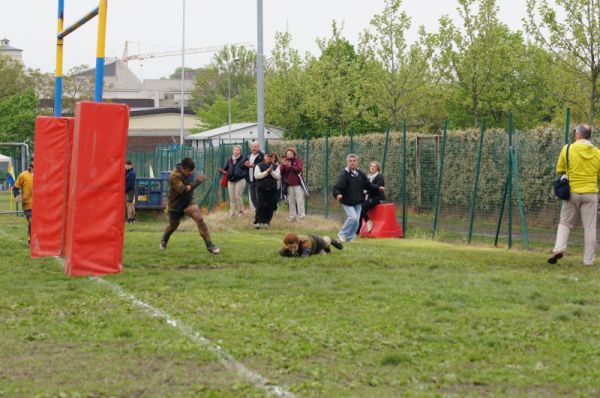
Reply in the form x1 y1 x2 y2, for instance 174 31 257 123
332 154 384 242
161 157 220 254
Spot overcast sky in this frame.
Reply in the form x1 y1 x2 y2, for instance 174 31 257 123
2 0 528 80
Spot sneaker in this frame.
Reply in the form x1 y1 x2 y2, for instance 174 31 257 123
331 239 344 250
206 242 221 254
366 220 373 232
255 223 262 229
547 252 563 264
337 233 347 243
159 239 167 251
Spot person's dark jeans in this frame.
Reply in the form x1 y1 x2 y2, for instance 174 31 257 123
257 189 278 224
357 198 381 233
249 182 259 223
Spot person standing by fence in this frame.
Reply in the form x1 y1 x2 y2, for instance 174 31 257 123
243 141 264 223
333 154 384 242
254 152 281 228
358 161 385 233
125 160 136 223
280 147 306 221
220 145 247 217
549 124 600 266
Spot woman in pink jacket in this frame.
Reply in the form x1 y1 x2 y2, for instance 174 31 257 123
280 147 305 221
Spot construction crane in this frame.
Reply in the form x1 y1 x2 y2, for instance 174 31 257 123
121 41 254 65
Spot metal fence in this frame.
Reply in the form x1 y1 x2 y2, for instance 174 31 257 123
126 112 588 249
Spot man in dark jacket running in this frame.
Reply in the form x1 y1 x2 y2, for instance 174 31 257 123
332 154 384 242
160 157 220 254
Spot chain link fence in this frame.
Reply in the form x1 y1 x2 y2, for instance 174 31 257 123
126 118 590 249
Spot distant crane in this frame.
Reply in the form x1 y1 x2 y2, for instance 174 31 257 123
121 41 254 65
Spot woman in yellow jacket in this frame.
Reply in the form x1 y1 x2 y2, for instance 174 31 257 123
549 124 600 266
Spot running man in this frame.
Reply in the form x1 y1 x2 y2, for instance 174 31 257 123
160 157 220 254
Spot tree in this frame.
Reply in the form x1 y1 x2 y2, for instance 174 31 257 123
265 32 306 137
359 0 435 130
434 0 539 128
0 89 38 143
524 0 600 125
301 22 376 135
61 65 95 115
0 56 32 101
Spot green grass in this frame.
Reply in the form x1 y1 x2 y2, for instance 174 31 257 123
2 212 600 397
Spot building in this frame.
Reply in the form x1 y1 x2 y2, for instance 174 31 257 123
127 108 198 151
77 59 194 110
0 38 23 63
185 123 285 148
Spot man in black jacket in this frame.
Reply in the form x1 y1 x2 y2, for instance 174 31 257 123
332 154 384 242
243 141 264 224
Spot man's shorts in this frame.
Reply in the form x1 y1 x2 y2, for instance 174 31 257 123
126 191 135 202
168 198 194 222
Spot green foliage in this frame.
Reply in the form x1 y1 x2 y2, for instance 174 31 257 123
525 0 600 124
0 56 32 101
0 89 38 143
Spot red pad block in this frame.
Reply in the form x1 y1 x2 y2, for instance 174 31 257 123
30 116 74 258
63 102 130 276
359 203 404 238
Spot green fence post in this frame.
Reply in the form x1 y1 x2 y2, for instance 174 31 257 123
468 119 486 243
494 172 511 247
381 127 390 174
305 132 310 215
324 131 330 218
564 107 571 144
508 112 513 249
510 147 529 249
432 120 448 237
402 121 407 235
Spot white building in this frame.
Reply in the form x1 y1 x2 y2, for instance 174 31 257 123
77 59 194 110
0 39 23 63
185 123 285 148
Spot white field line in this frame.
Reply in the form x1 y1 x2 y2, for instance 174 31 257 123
0 227 295 398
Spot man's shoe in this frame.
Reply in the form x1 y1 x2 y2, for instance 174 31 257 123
254 223 262 229
337 233 347 243
547 252 563 264
206 242 221 254
331 239 343 250
159 239 167 251
366 220 373 232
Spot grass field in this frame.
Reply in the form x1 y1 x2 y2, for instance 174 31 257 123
2 210 600 397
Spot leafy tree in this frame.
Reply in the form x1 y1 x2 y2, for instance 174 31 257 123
359 0 435 130
265 32 306 137
0 56 32 101
301 22 376 135
524 0 600 125
196 86 256 131
434 0 546 128
0 89 38 143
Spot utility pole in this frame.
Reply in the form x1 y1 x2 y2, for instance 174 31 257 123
256 0 265 149
179 0 186 146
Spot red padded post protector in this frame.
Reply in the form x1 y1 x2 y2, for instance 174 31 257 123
63 102 129 276
30 116 74 258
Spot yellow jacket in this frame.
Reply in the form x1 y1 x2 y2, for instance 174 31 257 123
14 170 33 210
556 140 600 194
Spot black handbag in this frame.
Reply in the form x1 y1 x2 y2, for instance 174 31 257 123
553 144 571 200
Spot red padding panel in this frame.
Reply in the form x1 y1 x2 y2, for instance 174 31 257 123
64 102 129 276
30 116 74 258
